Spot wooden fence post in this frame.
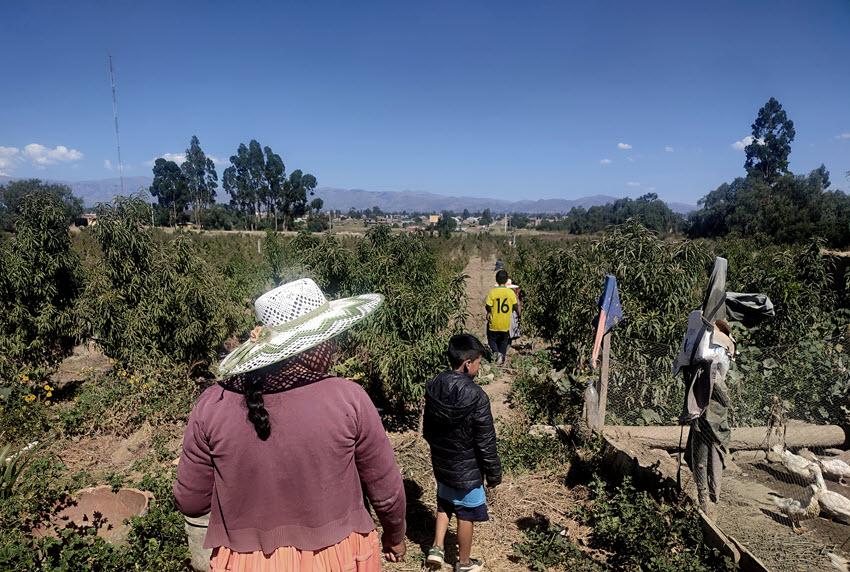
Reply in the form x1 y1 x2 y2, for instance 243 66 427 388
598 331 611 428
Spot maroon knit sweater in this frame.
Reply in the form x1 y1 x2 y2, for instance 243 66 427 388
173 376 406 553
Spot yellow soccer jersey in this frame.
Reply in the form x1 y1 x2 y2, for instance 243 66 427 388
486 286 518 332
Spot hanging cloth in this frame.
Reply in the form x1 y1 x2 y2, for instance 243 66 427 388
590 275 623 369
701 257 727 322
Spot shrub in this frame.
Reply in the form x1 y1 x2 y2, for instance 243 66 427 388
513 521 604 571
572 475 737 571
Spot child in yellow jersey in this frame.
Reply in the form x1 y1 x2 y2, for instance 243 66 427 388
485 270 519 365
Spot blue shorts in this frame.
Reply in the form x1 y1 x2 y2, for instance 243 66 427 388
436 495 489 522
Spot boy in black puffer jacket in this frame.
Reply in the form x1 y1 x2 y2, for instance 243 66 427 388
423 334 502 572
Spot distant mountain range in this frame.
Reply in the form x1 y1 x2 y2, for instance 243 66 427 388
0 175 697 215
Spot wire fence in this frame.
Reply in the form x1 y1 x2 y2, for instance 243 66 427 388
602 333 850 571
605 333 850 430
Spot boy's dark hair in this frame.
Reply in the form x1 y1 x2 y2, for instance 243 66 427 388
448 334 486 369
495 269 508 284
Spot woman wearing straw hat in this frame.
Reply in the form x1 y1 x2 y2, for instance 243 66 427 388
174 278 407 571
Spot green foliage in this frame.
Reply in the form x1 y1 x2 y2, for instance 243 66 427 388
79 192 244 373
0 384 51 445
0 191 82 384
744 97 795 185
0 179 84 232
513 521 604 571
498 419 573 475
572 475 737 571
57 366 199 437
334 226 468 408
481 208 493 226
690 167 848 246
539 195 686 235
0 441 43 499
150 157 191 227
222 140 317 231
0 458 190 571
435 211 457 238
728 336 850 427
181 135 218 229
508 352 577 425
514 222 848 372
690 97 850 247
513 222 710 369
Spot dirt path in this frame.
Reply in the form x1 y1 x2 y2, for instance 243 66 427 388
460 255 515 425
383 256 567 571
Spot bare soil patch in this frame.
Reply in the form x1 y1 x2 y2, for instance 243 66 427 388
382 432 590 572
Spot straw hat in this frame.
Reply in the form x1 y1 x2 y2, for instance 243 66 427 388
218 278 383 376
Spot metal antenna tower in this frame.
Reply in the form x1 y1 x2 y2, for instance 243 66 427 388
109 54 124 194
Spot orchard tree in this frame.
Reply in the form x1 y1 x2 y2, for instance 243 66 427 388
181 135 218 230
151 158 190 226
311 198 324 213
745 97 795 185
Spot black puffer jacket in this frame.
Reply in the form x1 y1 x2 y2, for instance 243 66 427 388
423 370 502 489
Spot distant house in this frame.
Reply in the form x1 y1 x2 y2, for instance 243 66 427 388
428 215 440 224
77 213 98 227
405 225 427 233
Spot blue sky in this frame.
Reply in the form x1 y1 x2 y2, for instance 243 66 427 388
1 0 848 205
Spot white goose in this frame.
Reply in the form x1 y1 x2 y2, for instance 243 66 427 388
809 464 850 524
772 444 817 482
817 457 850 487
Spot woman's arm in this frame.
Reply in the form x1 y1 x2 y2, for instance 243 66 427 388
353 388 407 554
173 405 214 517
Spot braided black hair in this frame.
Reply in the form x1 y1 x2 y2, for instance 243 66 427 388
245 375 271 441
237 340 336 441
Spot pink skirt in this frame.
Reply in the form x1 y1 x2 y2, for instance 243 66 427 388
209 530 381 572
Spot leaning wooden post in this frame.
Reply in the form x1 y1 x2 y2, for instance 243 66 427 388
598 330 611 428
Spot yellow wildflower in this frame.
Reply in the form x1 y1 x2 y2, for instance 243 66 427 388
45 400 50 405
46 391 52 397
24 394 36 402
110 358 115 364
22 375 29 382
